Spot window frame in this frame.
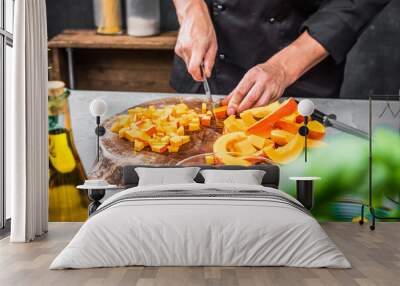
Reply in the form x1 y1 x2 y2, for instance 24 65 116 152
0 0 13 231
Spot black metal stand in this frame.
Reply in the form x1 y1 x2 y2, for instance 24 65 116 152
88 189 106 216
359 94 400 230
95 116 106 163
298 119 309 163
296 180 314 210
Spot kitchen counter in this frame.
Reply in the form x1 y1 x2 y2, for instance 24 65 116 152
69 90 397 174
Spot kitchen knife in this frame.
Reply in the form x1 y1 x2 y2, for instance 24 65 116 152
201 64 218 128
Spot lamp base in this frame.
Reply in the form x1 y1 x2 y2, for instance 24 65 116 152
95 126 106 136
298 126 309 137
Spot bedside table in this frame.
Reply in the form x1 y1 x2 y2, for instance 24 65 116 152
289 177 321 210
77 184 121 215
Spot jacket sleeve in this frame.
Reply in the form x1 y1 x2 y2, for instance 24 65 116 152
302 0 391 63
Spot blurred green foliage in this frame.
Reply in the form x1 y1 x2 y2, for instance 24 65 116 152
281 127 400 221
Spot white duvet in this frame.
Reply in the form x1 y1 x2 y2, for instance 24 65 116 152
50 183 350 269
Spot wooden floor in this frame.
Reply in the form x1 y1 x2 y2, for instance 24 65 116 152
0 223 399 286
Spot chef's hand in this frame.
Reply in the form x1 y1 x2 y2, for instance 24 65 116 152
221 61 290 115
173 0 217 81
222 31 329 115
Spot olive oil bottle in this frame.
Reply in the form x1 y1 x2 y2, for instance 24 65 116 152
48 81 89 221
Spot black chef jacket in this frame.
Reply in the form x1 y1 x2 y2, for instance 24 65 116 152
170 0 390 98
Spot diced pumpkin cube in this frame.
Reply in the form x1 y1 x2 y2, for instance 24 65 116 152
214 106 228 119
200 115 211 127
234 139 257 156
164 123 178 135
143 107 155 118
133 140 146 152
143 125 157 136
188 122 200 131
150 143 168 153
111 121 122 133
170 136 183 146
118 127 129 139
123 130 138 142
307 120 325 140
118 115 130 126
124 129 150 143
205 154 215 165
167 145 180 153
178 117 189 127
240 111 257 126
161 136 171 144
174 103 189 115
201 102 207 114
177 126 185 136
248 134 266 149
189 116 200 124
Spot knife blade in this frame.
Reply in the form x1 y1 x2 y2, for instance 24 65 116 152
201 64 217 128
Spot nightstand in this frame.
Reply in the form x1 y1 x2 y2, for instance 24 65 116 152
77 184 121 215
289 177 321 210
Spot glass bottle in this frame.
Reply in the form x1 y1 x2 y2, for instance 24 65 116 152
93 0 123 35
48 81 89 221
126 0 160 36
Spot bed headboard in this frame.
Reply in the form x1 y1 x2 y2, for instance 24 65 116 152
122 164 280 189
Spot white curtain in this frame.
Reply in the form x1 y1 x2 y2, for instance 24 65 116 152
8 0 48 242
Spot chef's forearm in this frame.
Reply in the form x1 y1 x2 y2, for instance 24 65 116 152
266 31 329 87
173 0 209 24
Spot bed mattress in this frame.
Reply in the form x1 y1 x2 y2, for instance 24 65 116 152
50 183 350 269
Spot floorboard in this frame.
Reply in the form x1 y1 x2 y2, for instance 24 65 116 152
0 222 399 286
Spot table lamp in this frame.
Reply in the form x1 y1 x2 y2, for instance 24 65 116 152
298 99 315 162
89 99 107 162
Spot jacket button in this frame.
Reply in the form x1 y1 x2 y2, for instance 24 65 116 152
268 17 276 24
216 4 225 11
219 53 225 60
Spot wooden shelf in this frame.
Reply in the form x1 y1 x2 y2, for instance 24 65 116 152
48 29 177 50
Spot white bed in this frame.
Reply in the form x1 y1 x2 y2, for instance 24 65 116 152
50 183 350 269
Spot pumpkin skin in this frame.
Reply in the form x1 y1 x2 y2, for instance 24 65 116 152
246 98 298 138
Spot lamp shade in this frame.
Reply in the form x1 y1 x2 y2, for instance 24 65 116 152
298 99 315 116
89 99 107 117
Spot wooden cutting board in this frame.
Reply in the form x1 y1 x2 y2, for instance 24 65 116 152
89 97 222 185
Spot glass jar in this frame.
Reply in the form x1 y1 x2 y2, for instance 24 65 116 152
93 0 123 35
126 0 160 36
48 81 89 221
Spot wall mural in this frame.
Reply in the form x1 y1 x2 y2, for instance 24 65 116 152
48 85 400 222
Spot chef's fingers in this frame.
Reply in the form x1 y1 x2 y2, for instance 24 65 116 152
237 83 265 113
203 42 217 78
253 87 274 108
188 45 207 82
227 74 256 115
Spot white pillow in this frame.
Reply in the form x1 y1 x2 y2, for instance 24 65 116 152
200 169 266 185
135 167 200 186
